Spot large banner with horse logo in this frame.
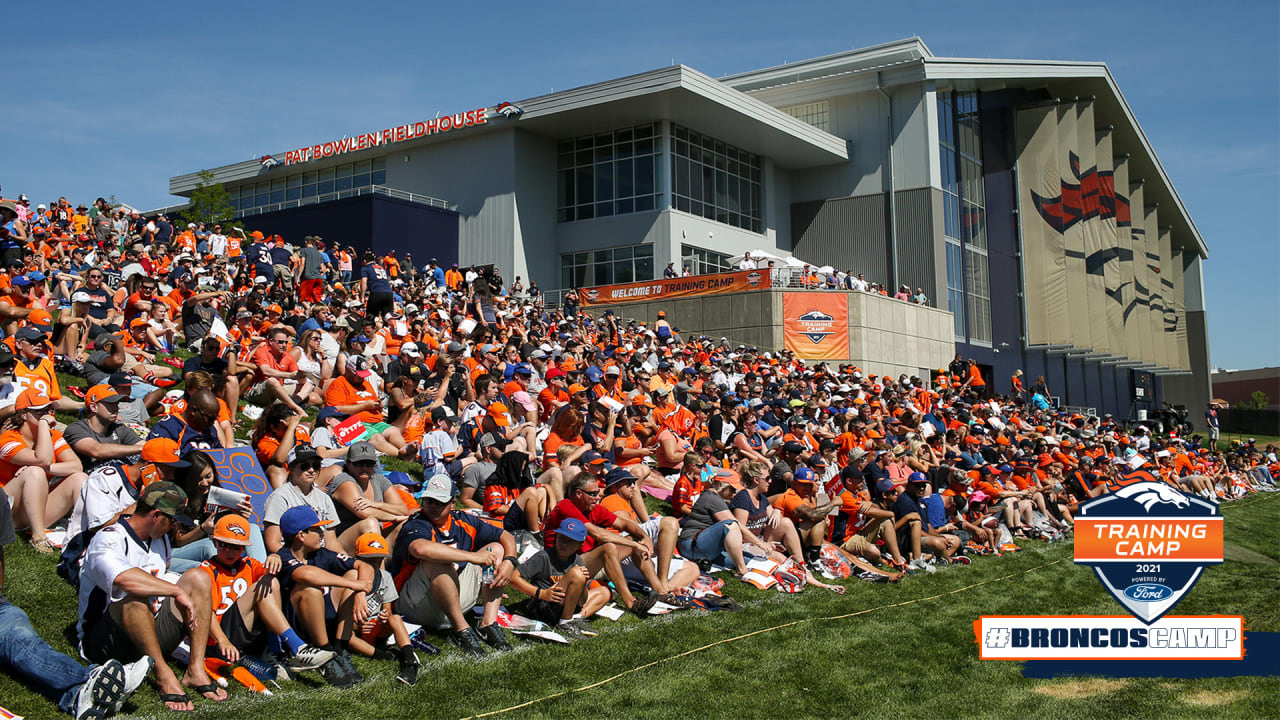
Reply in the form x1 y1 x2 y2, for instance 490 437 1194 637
783 293 848 360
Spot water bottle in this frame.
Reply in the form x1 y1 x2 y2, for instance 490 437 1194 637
409 628 440 655
482 563 496 585
237 655 280 683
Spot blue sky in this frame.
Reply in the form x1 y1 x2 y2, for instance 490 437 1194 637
4 1 1276 370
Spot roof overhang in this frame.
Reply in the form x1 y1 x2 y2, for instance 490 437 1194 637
170 65 847 196
924 58 1208 259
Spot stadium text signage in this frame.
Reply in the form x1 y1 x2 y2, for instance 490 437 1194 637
577 270 765 306
281 107 489 165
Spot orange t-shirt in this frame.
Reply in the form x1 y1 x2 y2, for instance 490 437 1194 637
251 344 299 384
600 493 639 523
670 475 703 518
0 429 71 485
324 376 382 423
199 557 267 620
541 431 583 467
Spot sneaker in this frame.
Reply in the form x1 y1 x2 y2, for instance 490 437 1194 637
396 649 421 686
629 594 657 618
114 655 153 711
908 558 936 574
75 660 125 720
449 627 486 658
856 570 890 583
319 657 355 689
284 643 334 672
949 555 972 565
338 650 363 684
475 623 512 652
557 620 590 641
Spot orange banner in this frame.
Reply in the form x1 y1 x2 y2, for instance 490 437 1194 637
1074 518 1223 562
577 270 767 306
783 293 849 360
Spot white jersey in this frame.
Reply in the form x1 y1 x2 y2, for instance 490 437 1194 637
78 520 172 645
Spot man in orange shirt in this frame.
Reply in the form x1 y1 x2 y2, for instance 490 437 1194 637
246 327 308 414
324 356 415 456
772 467 833 563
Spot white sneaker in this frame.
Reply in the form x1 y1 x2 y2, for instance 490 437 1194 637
75 660 125 720
114 655 153 712
285 643 336 671
909 558 936 574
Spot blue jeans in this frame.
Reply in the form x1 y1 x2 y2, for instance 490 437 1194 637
677 519 736 570
170 521 267 573
0 602 86 715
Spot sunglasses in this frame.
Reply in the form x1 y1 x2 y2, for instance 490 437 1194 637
214 540 243 551
295 461 321 472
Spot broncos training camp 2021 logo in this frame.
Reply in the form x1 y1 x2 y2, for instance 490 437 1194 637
1073 470 1223 623
796 310 835 343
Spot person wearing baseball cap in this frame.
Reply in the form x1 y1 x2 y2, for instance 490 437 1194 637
324 354 417 459
348 530 421 685
78 480 232 711
329 442 410 556
390 473 518 658
503 517 608 639
0 389 88 554
63 384 145 472
772 465 836 568
898 471 960 567
273 504 370 687
197 514 336 675
459 431 508 510
12 325 83 413
261 445 341 554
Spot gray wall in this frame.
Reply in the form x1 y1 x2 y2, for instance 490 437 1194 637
894 186 944 303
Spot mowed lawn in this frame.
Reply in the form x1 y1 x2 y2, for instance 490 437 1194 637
0 482 1275 719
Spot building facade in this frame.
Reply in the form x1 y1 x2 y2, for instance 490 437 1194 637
168 37 1210 420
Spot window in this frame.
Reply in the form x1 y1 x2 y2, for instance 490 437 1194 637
671 125 763 233
558 124 661 223
230 156 388 211
937 90 991 345
560 244 654 289
681 245 732 276
781 101 830 132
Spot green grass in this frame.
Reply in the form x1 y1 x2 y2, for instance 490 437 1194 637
1 490 1276 719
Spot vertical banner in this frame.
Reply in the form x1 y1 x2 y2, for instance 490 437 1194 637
1143 203 1166 368
1114 157 1137 363
1095 128 1127 360
1016 104 1067 347
1129 181 1153 366
205 447 271 527
1076 101 1109 355
1159 227 1179 370
783 293 849 360
1058 102 1092 350
1171 247 1188 371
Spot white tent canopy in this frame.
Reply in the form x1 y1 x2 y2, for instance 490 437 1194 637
727 249 807 268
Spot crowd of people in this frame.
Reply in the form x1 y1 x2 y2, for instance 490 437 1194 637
0 193 1276 717
668 251 931 304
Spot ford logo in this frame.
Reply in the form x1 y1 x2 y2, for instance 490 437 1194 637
1123 584 1173 602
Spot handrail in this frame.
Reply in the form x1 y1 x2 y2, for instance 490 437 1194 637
238 185 453 216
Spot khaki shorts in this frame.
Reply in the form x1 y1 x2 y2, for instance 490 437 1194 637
400 561 482 631
245 378 298 405
841 516 887 556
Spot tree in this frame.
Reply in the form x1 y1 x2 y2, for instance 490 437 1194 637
1249 390 1270 411
185 170 236 227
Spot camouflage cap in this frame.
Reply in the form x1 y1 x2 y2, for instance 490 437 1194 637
140 481 188 516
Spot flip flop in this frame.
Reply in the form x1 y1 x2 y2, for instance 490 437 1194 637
189 683 228 702
159 692 193 711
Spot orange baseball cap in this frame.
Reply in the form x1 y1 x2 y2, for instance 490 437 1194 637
631 395 654 408
559 359 578 372
355 532 391 557
141 438 191 467
487 402 511 427
129 318 149 329
26 309 52 330
213 515 253 546
250 230 264 239
568 383 588 395
14 388 53 412
267 304 283 314
85 385 128 405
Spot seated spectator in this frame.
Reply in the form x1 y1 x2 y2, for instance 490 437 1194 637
599 466 698 597
273 506 371 688
342 532 421 686
262 446 343 554
246 327 311 415
328 442 410 554
77 482 228 711
771 466 834 565
509 518 610 639
63 385 144 472
388 474 516 657
1 389 88 553
147 388 223 455
252 403 306 490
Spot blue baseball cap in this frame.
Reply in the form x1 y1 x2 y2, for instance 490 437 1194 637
794 466 817 483
875 478 899 494
907 471 929 484
316 406 347 424
584 366 604 383
512 363 533 376
279 505 333 538
555 518 588 543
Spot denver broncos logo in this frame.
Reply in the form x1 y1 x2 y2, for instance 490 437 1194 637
260 155 279 170
1112 482 1192 511
495 102 523 118
366 539 385 550
227 524 248 537
1031 152 1131 232
746 272 762 286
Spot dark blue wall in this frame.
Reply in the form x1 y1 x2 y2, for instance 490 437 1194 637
234 195 459 268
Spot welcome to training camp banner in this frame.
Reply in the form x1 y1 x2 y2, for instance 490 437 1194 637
577 269 768 306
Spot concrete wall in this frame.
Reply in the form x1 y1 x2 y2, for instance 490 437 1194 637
580 287 954 373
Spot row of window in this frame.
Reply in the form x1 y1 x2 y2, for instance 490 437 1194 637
938 90 992 345
560 244 655 289
229 158 388 211
680 244 732 276
670 124 763 233
781 100 830 132
557 124 662 222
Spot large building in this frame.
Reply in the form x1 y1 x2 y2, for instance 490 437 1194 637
168 37 1210 420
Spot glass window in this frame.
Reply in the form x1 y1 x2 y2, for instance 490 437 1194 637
938 90 990 344
559 244 655 288
670 124 762 233
557 123 661 222
680 244 732 275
